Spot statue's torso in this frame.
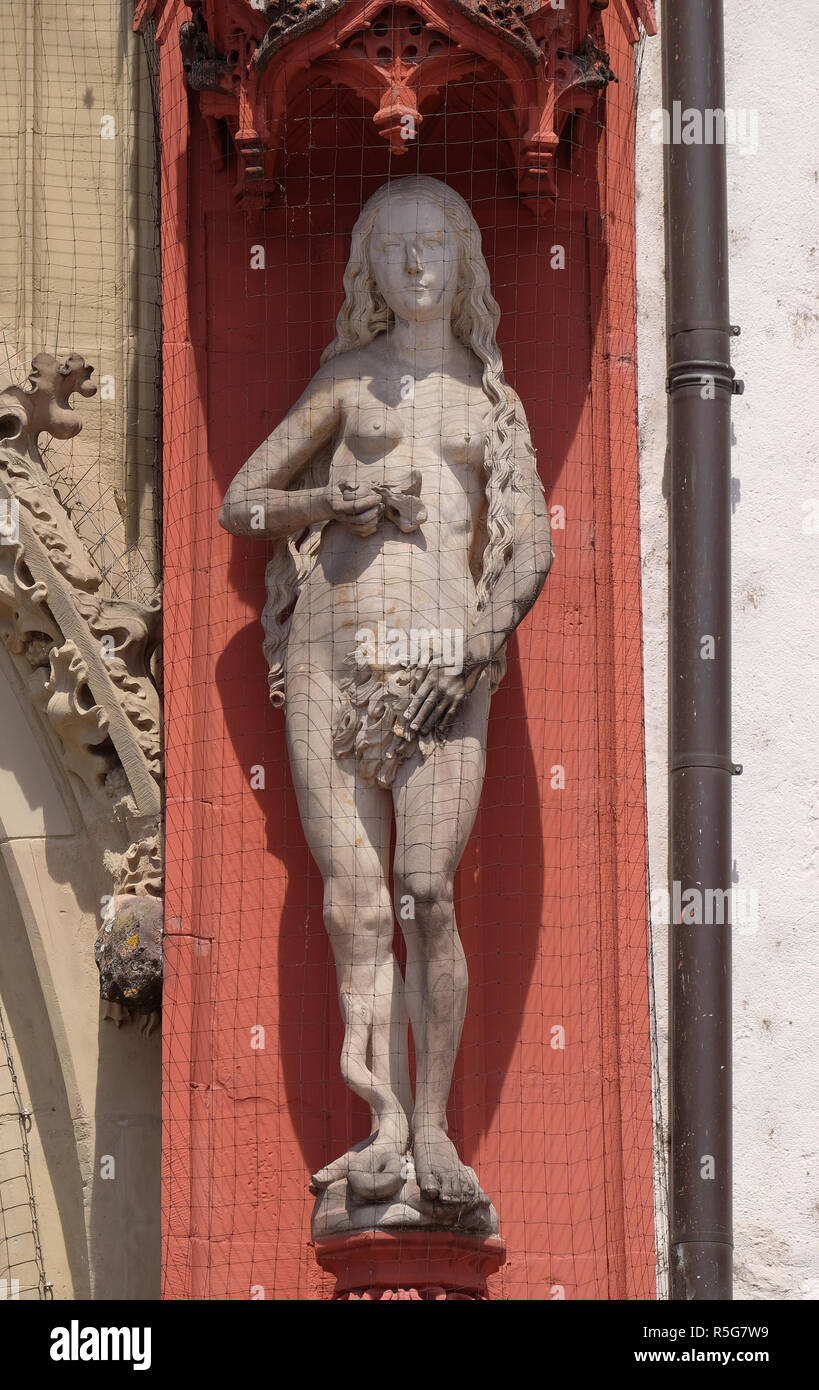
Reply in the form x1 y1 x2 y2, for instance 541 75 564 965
289 344 492 680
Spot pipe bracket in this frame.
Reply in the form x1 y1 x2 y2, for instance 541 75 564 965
671 753 743 775
666 358 740 394
669 320 741 337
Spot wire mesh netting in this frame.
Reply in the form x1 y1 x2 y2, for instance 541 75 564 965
0 1003 49 1300
158 0 659 1300
0 0 162 1299
1 0 665 1301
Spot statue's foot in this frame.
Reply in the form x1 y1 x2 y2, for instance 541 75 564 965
310 1137 377 1194
310 1110 409 1202
412 1122 491 1211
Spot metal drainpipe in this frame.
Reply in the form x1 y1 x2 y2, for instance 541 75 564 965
662 0 744 1300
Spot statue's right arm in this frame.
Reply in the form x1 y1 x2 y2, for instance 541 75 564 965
219 366 340 539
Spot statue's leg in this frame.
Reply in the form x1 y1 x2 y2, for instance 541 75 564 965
285 665 411 1197
392 673 491 1209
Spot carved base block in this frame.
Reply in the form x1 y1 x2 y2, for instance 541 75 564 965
311 1169 499 1240
314 1229 507 1300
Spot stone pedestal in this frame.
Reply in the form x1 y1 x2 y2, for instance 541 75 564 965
312 1166 506 1298
315 1229 507 1300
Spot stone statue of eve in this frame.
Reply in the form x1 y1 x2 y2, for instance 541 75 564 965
220 176 552 1219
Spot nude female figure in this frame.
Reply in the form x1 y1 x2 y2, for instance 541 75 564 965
220 176 552 1214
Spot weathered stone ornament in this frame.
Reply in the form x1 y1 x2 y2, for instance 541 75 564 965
0 355 163 1022
179 0 652 210
221 175 553 1292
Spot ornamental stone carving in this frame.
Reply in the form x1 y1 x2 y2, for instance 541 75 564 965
0 355 163 1018
179 0 655 209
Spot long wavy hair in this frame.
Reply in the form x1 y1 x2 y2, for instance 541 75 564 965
262 175 533 706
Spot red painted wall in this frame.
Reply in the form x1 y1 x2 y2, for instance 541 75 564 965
153 0 656 1299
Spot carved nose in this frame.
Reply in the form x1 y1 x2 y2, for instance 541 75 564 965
405 242 422 274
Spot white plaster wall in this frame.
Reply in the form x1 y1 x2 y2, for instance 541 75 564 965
636 0 819 1299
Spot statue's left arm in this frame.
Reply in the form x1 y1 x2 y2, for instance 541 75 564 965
404 401 553 736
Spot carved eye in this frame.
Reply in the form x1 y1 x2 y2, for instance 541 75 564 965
0 412 22 441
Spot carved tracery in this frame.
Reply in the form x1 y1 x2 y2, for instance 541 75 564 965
0 356 163 1018
177 0 656 208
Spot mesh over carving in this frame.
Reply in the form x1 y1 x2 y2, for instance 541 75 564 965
332 653 440 788
157 0 661 1306
260 178 526 710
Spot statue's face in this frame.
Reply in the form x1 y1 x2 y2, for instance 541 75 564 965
369 196 460 325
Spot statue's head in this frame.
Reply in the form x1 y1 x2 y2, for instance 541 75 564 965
369 189 460 327
322 177 501 361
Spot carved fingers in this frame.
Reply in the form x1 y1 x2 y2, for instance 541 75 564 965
325 481 385 536
403 667 474 736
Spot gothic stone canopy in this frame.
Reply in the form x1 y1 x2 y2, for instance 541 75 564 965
173 0 656 207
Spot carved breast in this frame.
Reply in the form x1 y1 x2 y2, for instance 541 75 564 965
346 405 403 461
440 430 486 469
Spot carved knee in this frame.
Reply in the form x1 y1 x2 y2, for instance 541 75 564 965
322 884 393 963
394 869 454 947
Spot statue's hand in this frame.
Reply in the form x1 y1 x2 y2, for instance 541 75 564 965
323 482 385 537
400 663 482 739
373 479 427 533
